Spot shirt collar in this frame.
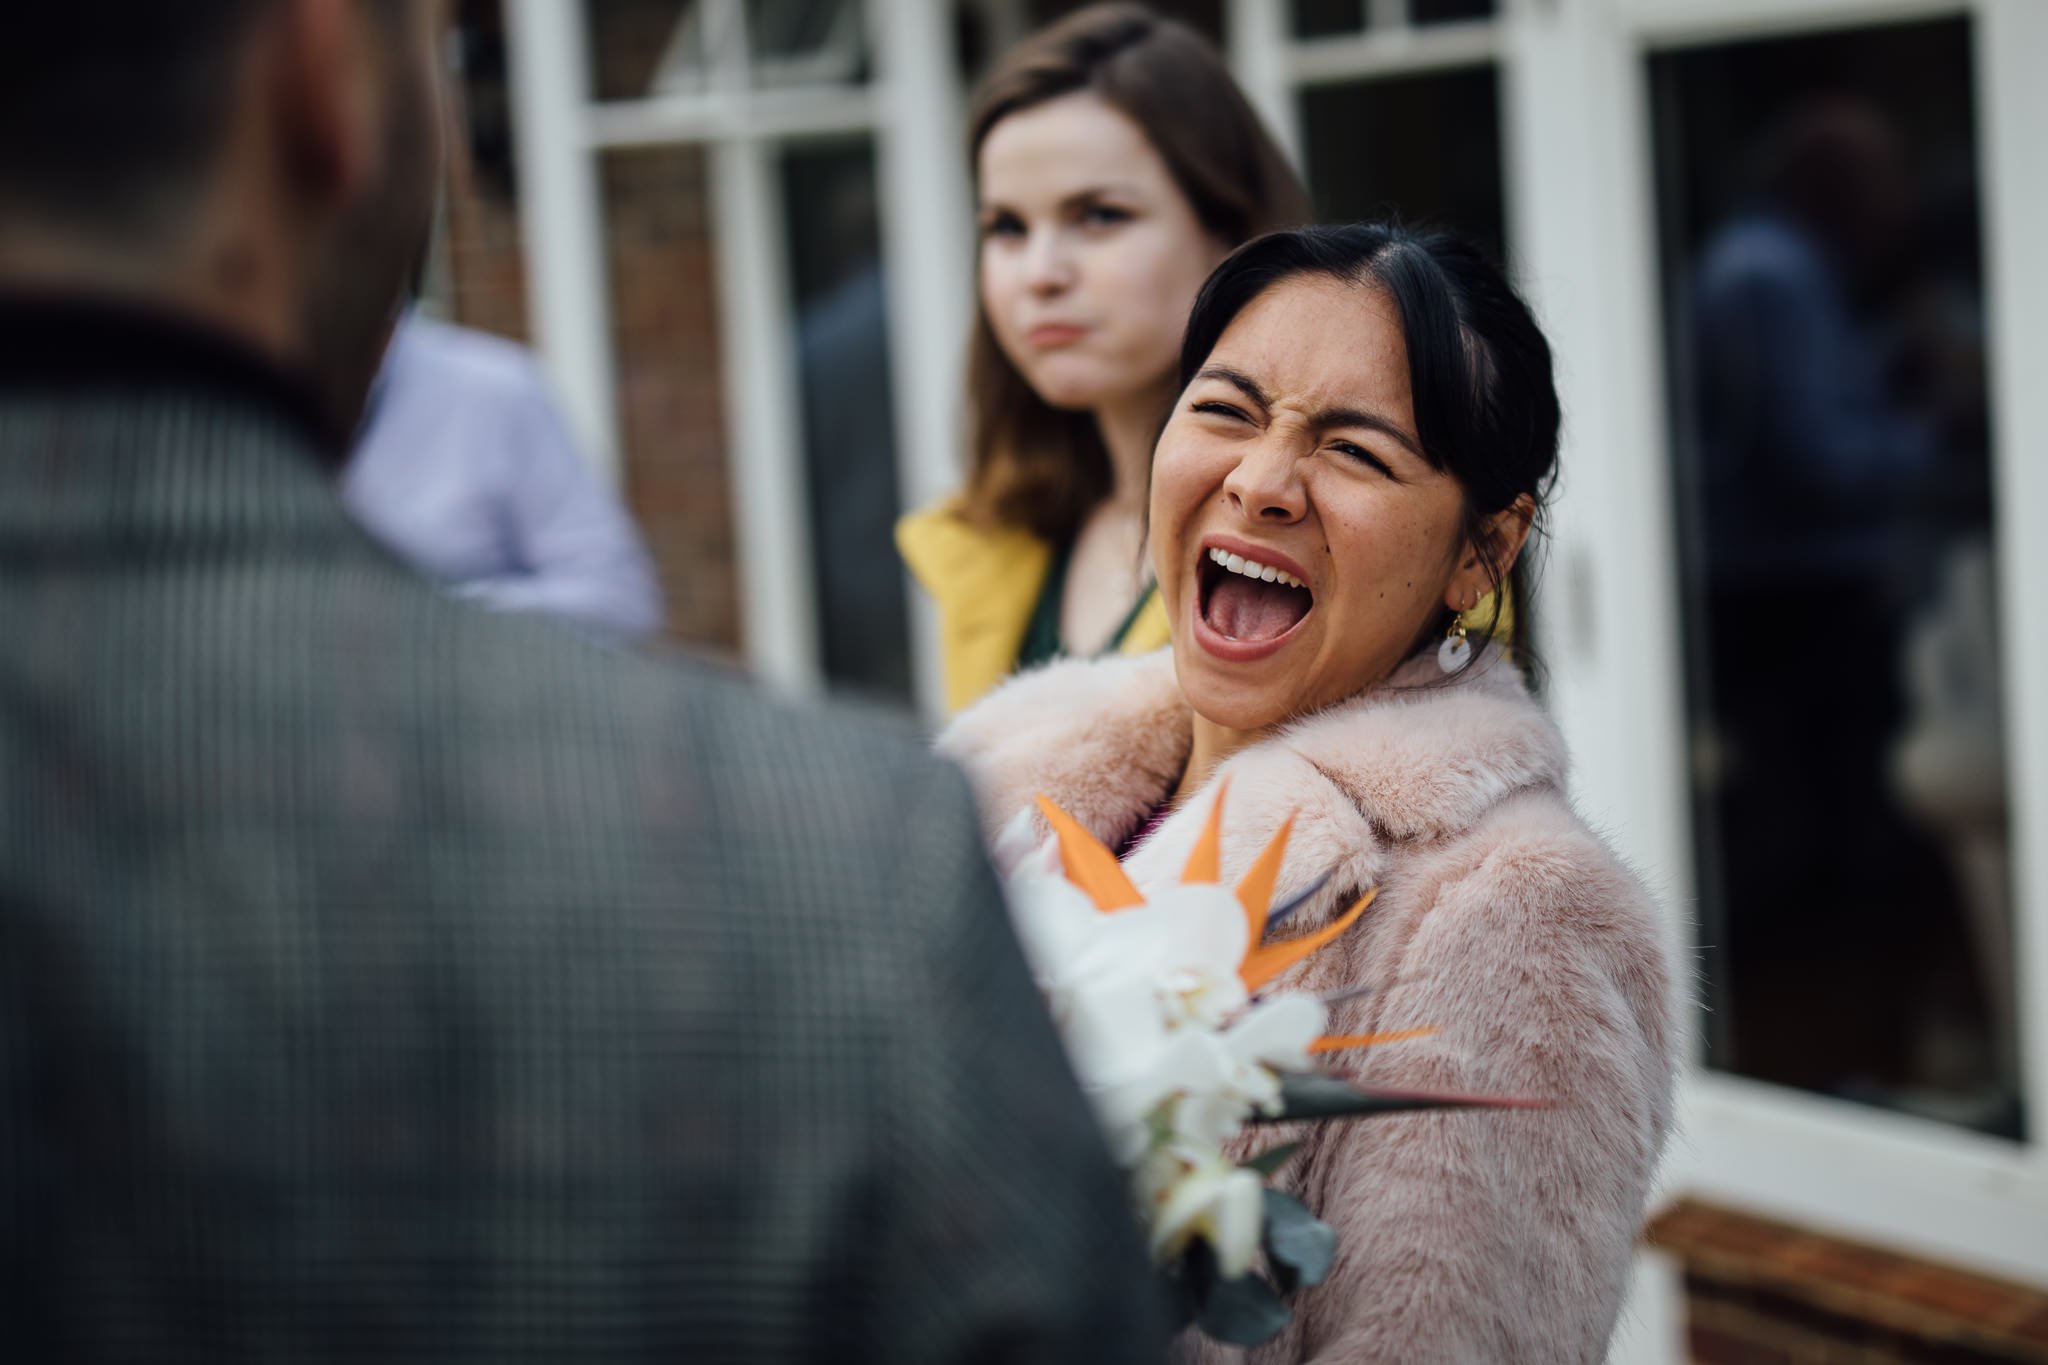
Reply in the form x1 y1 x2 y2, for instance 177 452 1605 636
0 290 340 462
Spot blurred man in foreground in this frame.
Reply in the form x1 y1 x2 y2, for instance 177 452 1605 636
0 2 1162 1360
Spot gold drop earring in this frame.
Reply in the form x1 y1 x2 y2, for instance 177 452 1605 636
1438 590 1475 674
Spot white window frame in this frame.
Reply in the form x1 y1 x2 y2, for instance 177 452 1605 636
503 0 969 711
1229 0 2048 1328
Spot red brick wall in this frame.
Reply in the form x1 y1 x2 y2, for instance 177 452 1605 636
597 146 740 654
443 0 739 653
441 147 530 345
1650 1200 2048 1363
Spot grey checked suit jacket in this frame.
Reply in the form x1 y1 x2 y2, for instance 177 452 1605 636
0 308 1165 1362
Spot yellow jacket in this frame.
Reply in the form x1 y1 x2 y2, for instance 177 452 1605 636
897 501 1170 714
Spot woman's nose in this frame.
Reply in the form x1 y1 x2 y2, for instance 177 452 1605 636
1024 230 1077 296
1223 437 1307 522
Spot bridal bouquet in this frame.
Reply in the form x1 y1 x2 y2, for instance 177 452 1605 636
1000 788 1533 1345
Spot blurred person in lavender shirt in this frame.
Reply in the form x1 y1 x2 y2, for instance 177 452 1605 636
345 309 666 641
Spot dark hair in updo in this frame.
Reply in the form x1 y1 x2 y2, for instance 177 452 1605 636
1178 222 1562 673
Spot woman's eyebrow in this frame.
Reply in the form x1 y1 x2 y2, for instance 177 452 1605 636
1196 364 1269 408
1060 183 1143 209
1315 405 1423 457
1196 364 1423 456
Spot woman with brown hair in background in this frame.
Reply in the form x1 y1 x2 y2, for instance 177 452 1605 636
897 2 1308 713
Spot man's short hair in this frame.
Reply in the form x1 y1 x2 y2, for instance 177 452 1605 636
0 2 272 233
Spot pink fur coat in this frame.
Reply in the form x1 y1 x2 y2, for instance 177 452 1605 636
940 647 1680 1364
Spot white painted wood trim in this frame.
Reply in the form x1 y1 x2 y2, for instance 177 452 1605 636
1227 0 1307 172
502 0 624 483
1672 1073 2048 1283
1499 0 1695 912
870 0 973 723
586 88 880 150
1622 0 1970 49
709 139 823 695
1289 21 1502 85
1978 0 2048 1185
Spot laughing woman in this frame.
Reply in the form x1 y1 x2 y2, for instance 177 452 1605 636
941 224 1680 1363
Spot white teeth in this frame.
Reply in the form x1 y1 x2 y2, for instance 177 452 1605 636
1205 547 1306 591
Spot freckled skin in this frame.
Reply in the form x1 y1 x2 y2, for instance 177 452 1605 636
1152 277 1499 736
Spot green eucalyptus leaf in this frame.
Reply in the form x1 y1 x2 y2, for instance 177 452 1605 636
1262 1188 1337 1289
1159 1264 1199 1329
1242 1141 1302 1178
1195 1268 1293 1346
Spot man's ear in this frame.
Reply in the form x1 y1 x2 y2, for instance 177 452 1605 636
266 0 376 206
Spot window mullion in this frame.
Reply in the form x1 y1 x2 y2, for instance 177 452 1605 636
502 0 624 484
1225 0 1304 169
870 0 971 721
710 135 824 696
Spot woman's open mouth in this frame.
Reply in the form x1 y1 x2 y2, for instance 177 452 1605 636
1196 544 1313 659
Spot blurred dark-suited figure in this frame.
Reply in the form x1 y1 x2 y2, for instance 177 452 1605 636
1678 92 2006 1121
1688 99 1935 591
0 3 1164 1361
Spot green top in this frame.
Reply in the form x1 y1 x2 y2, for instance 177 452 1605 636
1017 539 1159 671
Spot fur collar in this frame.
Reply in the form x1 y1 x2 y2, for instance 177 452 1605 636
939 645 1568 930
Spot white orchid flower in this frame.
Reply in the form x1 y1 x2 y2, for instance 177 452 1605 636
1005 871 1264 1154
1145 1144 1268 1278
991 806 1061 881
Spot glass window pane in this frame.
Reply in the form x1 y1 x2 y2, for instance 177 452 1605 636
1652 18 2020 1137
600 145 742 652
746 0 869 88
587 0 703 101
1410 0 1493 26
956 2 1227 85
1023 0 1225 46
1299 67 1507 266
780 139 914 705
1292 0 1364 40
584 0 867 100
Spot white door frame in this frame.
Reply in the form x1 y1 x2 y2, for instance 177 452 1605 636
1504 0 2048 1285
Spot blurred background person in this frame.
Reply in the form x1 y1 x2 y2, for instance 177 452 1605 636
1678 93 2009 1125
1688 97 1936 600
0 0 1169 1358
793 171 914 698
347 306 667 643
897 1 1308 714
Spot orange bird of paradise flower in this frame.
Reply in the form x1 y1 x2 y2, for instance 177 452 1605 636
1034 786 1434 1057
